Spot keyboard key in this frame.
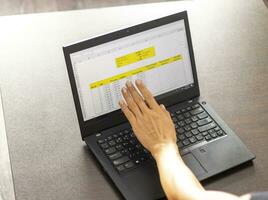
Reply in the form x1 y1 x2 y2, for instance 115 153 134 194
190 107 204 115
101 143 109 149
182 139 190 146
109 152 122 160
217 130 224 136
186 106 192 111
192 104 200 109
98 139 105 144
181 108 186 113
177 141 183 148
191 116 198 122
214 127 220 131
189 137 197 143
208 129 214 134
184 112 191 118
185 118 192 124
124 161 135 169
116 144 123 151
197 118 212 126
172 117 178 122
198 122 216 132
198 112 208 119
210 132 218 138
121 149 129 155
108 140 116 146
184 125 191 131
129 139 137 145
123 135 130 140
196 134 204 141
185 132 192 138
128 147 135 152
116 137 123 143
105 147 116 155
175 110 181 115
177 114 184 120
178 134 186 140
177 128 185 134
107 136 113 140
143 149 149 154
113 156 130 165
202 131 208 136
205 135 212 141
136 144 142 149
190 122 198 129
134 150 142 156
116 165 125 172
191 129 199 135
177 121 185 127
123 142 129 147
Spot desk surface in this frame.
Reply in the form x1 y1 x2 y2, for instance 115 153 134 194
0 1 267 199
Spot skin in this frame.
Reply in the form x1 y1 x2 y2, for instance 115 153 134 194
118 80 251 200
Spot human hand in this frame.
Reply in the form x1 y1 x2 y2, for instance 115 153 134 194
119 80 177 159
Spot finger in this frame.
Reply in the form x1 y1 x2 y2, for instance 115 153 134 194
160 104 171 117
160 104 167 114
135 80 159 109
160 104 166 110
121 87 142 117
126 81 149 113
119 100 136 124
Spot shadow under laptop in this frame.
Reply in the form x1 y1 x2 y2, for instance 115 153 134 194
264 0 268 9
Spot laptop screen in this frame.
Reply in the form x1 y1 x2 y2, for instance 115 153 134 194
69 19 194 121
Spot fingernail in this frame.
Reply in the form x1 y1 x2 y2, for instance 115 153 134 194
122 87 127 93
118 100 123 106
136 79 142 85
126 80 132 87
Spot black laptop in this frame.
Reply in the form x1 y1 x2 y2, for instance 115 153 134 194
63 11 255 200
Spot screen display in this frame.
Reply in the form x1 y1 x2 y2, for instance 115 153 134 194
70 19 194 121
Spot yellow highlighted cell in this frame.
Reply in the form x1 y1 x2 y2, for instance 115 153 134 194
115 46 155 68
90 54 182 89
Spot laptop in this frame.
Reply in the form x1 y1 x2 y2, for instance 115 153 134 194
63 11 255 200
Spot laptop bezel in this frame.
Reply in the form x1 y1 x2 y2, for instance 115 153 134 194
63 11 200 140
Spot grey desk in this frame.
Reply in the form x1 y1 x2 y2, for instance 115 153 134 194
0 1 268 199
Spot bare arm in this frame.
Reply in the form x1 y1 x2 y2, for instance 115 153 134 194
119 80 251 200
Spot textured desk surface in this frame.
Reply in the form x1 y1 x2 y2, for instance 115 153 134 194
0 0 267 199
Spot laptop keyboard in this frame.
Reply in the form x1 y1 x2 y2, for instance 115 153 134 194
97 103 226 173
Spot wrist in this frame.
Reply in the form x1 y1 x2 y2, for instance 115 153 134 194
152 143 181 163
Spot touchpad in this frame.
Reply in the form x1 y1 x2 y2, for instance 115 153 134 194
183 153 207 178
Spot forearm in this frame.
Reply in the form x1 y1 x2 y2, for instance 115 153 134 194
154 144 251 200
154 143 203 200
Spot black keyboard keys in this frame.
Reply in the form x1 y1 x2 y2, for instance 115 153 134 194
113 156 130 166
101 143 109 149
197 118 212 126
105 147 116 154
98 103 227 173
198 122 216 132
124 161 135 169
198 112 208 119
190 107 204 115
109 152 122 160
